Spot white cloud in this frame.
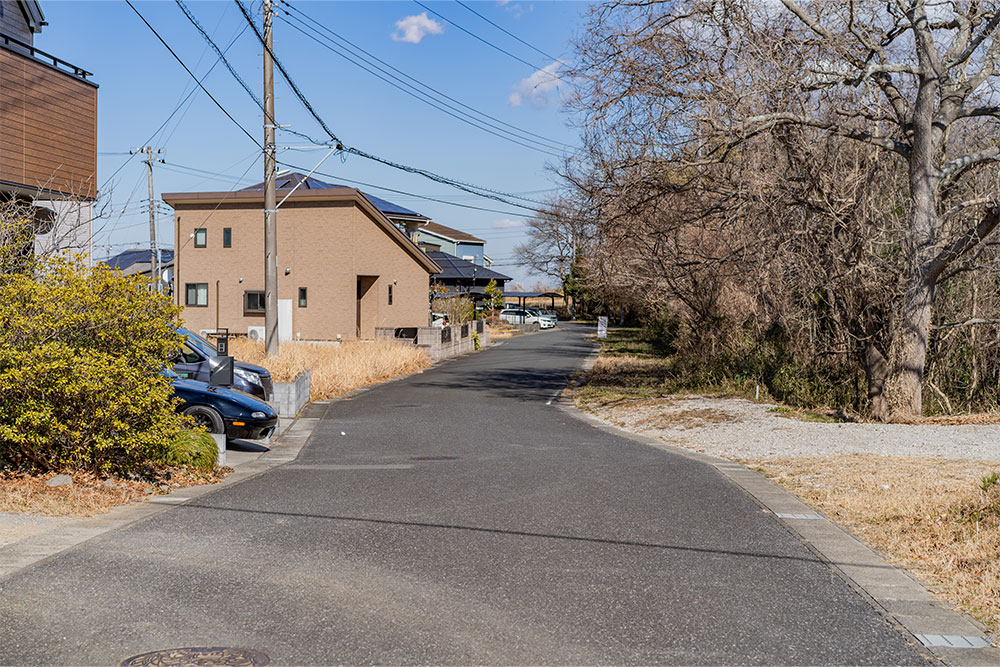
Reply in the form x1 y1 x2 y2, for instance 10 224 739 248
391 13 444 44
508 61 565 108
497 0 532 19
492 219 523 228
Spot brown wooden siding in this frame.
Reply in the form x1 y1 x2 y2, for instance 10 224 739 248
0 44 97 199
0 2 32 45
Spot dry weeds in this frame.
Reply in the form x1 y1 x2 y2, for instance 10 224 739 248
633 408 736 429
230 338 430 401
487 324 519 339
747 455 1000 635
0 467 230 518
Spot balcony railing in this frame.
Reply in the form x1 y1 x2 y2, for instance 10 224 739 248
0 31 93 81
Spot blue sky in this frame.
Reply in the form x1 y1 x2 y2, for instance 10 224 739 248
37 0 587 285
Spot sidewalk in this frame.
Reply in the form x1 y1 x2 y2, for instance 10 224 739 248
0 400 327 583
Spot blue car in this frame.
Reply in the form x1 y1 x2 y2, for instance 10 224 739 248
173 327 273 401
168 371 278 441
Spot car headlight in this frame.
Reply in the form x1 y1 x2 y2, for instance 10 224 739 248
234 367 263 387
251 411 267 419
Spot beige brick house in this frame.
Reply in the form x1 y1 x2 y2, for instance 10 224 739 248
163 173 441 341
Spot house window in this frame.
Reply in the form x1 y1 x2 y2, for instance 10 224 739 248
185 283 208 307
462 255 475 262
223 227 232 248
194 228 207 248
388 284 393 305
298 287 307 308
244 290 265 314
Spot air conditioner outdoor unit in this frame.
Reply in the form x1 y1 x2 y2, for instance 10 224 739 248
247 326 265 342
198 329 216 340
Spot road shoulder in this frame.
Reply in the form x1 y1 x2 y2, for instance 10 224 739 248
556 342 998 666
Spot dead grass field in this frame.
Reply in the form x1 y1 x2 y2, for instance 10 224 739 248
0 467 230 518
747 456 1000 634
486 324 519 339
230 338 430 401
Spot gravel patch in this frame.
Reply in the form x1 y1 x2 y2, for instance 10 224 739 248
586 395 1000 460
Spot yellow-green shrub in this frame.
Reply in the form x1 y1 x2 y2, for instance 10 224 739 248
0 257 185 473
155 429 218 471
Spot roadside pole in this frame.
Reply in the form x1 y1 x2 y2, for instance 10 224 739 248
132 146 164 291
263 0 279 356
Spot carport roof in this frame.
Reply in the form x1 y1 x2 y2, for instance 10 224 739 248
503 291 564 298
427 252 511 282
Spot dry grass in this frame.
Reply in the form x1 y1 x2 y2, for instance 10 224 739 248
0 467 230 517
487 324 519 339
746 455 1000 634
230 338 430 401
633 408 737 429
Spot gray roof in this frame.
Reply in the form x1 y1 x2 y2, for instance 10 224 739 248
426 252 510 282
102 249 174 272
241 172 427 220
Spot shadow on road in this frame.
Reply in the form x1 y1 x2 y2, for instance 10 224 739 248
176 501 895 571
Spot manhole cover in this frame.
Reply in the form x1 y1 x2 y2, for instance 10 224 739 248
408 455 460 461
121 647 269 666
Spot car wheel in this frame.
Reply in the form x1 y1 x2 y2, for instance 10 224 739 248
183 405 225 434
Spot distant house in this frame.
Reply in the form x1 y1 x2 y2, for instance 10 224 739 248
163 172 441 341
101 249 174 291
1 0 98 263
414 222 492 268
427 251 510 302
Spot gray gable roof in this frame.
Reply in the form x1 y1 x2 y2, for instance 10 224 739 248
103 249 174 271
241 172 427 220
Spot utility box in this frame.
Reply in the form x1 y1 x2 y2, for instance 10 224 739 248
215 327 229 356
209 355 234 387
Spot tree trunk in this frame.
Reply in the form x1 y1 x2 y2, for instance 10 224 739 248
863 343 890 420
885 144 940 418
888 277 934 416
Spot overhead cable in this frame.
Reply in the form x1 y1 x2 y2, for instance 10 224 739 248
280 0 572 152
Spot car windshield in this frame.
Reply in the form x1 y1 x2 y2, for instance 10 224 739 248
179 327 218 356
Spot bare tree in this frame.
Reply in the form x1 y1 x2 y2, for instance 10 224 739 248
569 0 1000 418
514 195 597 317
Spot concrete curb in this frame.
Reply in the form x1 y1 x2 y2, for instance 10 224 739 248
556 342 998 666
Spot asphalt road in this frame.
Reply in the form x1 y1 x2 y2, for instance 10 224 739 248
0 325 927 665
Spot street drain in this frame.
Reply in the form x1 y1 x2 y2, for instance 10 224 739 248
120 647 269 666
409 455 460 461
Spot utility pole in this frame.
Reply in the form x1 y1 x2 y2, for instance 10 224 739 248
263 0 279 356
132 146 164 291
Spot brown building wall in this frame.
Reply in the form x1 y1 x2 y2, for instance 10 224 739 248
0 44 97 198
172 199 433 340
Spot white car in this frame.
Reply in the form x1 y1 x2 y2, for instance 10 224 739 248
500 308 555 329
525 307 558 327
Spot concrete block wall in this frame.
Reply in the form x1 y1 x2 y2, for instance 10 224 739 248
376 321 491 362
272 369 310 419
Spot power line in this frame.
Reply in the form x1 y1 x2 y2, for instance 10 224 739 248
453 0 563 64
99 19 251 195
277 14 564 158
279 0 573 153
127 0 262 149
411 0 565 83
277 160 535 217
175 0 265 111
234 0 343 147
234 0 550 211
